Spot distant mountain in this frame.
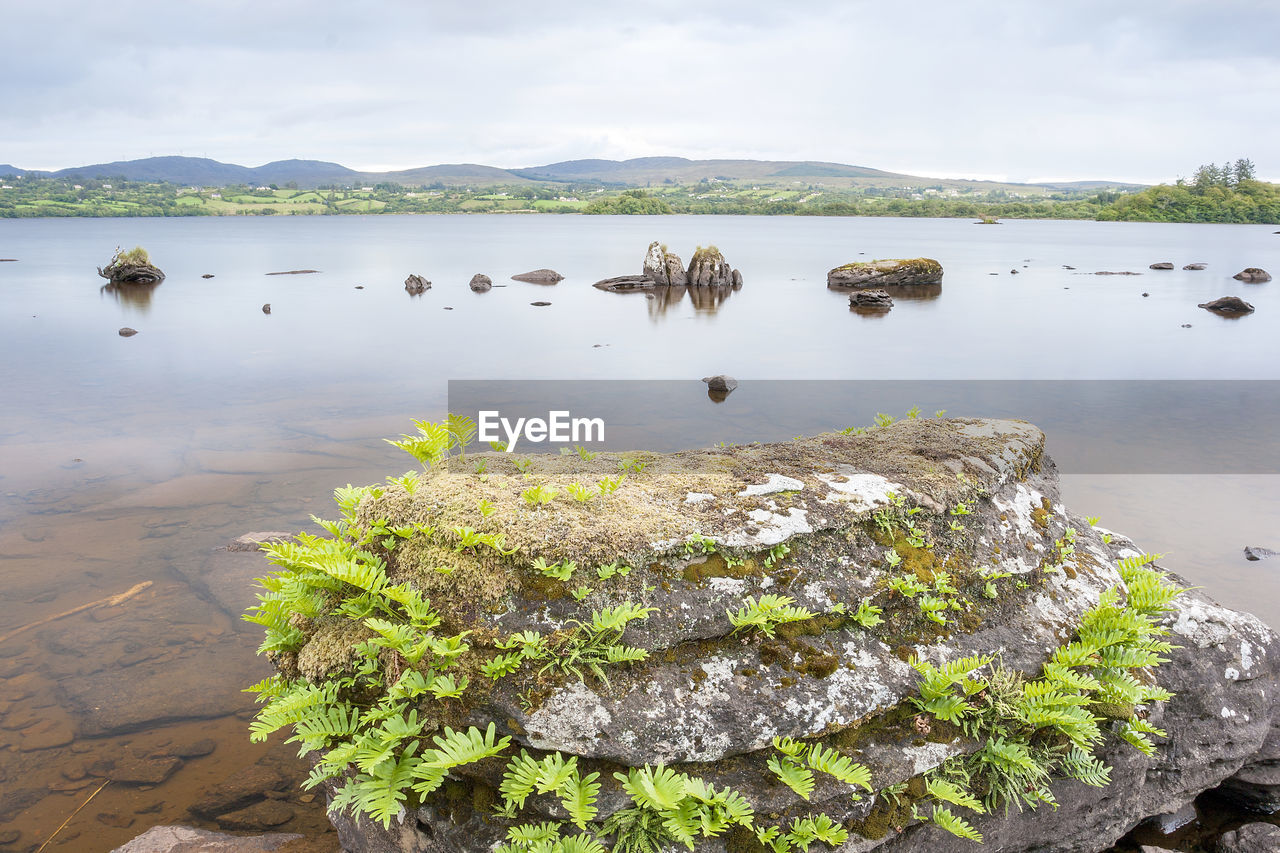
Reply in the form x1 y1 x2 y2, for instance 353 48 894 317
0 154 1147 192
513 157 904 184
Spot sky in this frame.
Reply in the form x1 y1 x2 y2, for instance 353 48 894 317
2 0 1278 183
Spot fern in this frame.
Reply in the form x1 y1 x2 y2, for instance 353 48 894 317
727 594 815 637
929 805 983 842
925 777 985 813
786 814 848 850
806 744 872 791
767 754 815 800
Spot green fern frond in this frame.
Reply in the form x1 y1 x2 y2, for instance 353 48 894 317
925 777 985 813
929 805 983 842
767 755 815 800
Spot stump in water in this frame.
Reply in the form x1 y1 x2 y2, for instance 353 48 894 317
98 246 165 285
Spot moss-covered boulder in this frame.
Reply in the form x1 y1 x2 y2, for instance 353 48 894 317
97 246 164 285
248 419 1280 853
827 258 943 288
687 246 741 287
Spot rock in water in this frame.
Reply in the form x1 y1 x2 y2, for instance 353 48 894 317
118 327 138 337
827 257 943 287
1234 267 1272 283
641 241 688 286
469 274 493 293
201 273 215 279
686 245 740 287
592 275 654 292
512 269 564 284
97 247 165 285
1245 546 1279 562
112 825 301 852
1198 296 1255 314
850 289 894 310
1183 263 1207 270
1150 262 1175 270
261 303 271 314
256 418 1280 853
404 274 430 294
700 374 738 393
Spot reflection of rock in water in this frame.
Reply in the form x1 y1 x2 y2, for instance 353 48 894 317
645 284 737 319
828 282 941 301
101 280 161 312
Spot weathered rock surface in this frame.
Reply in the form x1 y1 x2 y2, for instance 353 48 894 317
1150 262 1175 270
687 246 741 287
267 420 1280 853
468 274 492 293
1199 296 1255 314
1096 270 1143 276
641 241 688 286
1245 546 1279 562
849 289 894 310
99 262 165 285
512 269 563 284
226 532 294 553
404 274 430 295
828 258 943 288
189 765 290 819
112 825 301 852
119 327 139 337
1183 263 1207 270
1233 268 1272 283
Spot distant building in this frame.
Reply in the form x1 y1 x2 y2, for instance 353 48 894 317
102 184 112 189
210 193 222 199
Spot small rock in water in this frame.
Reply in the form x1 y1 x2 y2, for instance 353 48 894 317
404 274 430 294
354 285 364 289
442 306 453 310
1198 296 1255 314
200 274 215 279
229 532 293 552
1096 270 1143 275
1183 263 1207 270
469 273 493 293
530 301 551 306
1245 546 1278 562
1234 267 1272 283
265 269 319 276
512 269 564 284
701 375 739 393
1149 262 1175 270
171 738 217 758
849 289 894 310
1181 324 1192 328
118 327 138 337
1010 269 1019 274
261 303 271 314
1142 292 1150 297
1063 265 1076 270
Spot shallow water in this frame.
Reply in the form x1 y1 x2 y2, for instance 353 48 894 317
1 214 1278 850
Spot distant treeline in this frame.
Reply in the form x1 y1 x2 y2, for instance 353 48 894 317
1 160 1276 223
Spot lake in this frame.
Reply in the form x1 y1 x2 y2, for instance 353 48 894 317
1 214 1277 850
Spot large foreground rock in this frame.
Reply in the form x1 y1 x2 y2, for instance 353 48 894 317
1199 296 1255 314
686 245 742 287
262 419 1278 853
828 258 943 288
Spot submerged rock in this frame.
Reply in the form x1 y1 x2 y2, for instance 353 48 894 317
253 417 1280 853
112 825 301 852
828 257 943 287
404 274 430 295
1150 262 1175 270
118 327 138 337
1234 268 1272 283
1096 270 1143 276
1199 296 1255 314
468 273 493 293
1183 263 1207 270
512 269 564 284
1245 546 1278 562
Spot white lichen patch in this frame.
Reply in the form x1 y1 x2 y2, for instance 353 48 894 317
902 741 962 776
708 577 748 595
721 508 812 547
685 492 715 504
738 474 805 497
525 682 612 753
992 484 1039 536
1226 667 1241 681
815 468 901 510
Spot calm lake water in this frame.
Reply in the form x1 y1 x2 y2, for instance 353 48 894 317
1 214 1278 851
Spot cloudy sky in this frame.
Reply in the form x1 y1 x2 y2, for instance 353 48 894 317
3 0 1278 183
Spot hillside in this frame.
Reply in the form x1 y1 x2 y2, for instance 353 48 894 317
0 154 1146 193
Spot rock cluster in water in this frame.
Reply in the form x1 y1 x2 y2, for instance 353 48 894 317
404 274 430 295
596 241 743 291
258 418 1280 853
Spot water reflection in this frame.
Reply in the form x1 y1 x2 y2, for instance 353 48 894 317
827 282 942 301
645 284 738 321
100 279 161 312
